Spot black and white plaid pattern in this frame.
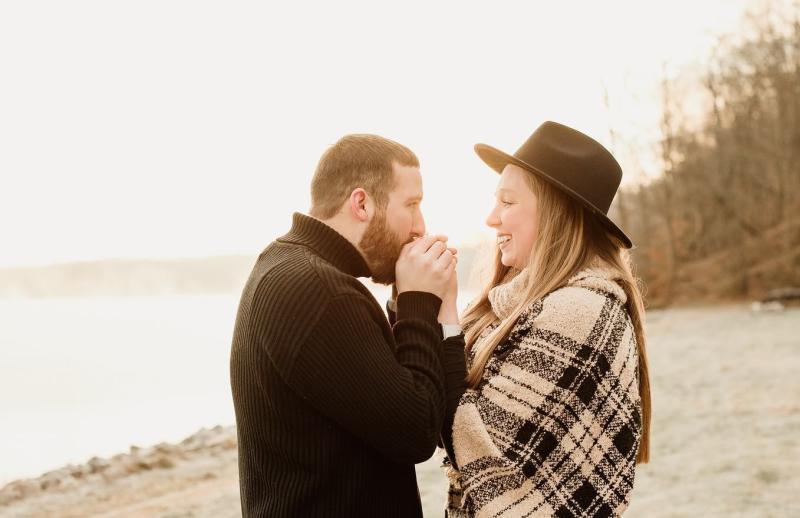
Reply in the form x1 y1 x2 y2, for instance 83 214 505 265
445 268 642 518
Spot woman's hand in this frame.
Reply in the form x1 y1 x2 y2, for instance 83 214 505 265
438 246 459 325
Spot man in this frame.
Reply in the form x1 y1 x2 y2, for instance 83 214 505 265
230 134 466 517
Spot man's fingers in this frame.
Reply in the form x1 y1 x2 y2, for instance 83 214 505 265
434 249 454 269
409 235 439 254
411 234 451 253
428 240 447 258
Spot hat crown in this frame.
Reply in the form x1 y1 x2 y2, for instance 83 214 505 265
514 121 621 214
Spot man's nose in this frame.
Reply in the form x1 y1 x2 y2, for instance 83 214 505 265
411 215 426 238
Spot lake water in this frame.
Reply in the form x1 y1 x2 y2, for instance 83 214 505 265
0 284 468 488
0 294 241 484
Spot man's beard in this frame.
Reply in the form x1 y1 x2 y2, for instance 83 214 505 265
359 212 410 285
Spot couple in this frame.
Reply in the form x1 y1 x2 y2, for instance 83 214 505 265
230 121 652 518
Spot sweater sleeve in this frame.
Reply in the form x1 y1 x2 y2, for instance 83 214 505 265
277 290 447 464
439 334 467 462
391 300 467 458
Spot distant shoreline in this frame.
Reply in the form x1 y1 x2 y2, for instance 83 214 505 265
0 247 484 298
0 256 257 298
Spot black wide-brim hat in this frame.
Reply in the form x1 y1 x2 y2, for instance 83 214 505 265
475 120 633 249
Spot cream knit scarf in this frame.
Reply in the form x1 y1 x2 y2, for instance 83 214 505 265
487 268 530 320
487 259 624 320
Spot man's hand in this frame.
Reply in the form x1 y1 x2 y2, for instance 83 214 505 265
395 235 457 301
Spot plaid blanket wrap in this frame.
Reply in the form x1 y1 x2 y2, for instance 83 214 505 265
444 265 642 517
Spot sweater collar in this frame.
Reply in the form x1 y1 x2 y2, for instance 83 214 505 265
488 268 528 320
487 258 627 319
277 212 372 278
566 259 627 303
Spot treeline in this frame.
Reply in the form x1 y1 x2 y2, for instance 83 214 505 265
616 5 800 306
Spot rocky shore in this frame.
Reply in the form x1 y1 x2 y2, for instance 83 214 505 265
0 425 240 518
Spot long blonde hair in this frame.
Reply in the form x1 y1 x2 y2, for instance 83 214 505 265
461 172 652 464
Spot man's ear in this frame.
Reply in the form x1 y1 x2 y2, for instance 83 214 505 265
348 188 371 223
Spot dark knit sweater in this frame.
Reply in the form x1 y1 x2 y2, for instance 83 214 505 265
230 212 467 518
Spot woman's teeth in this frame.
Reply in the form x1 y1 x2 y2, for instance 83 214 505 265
498 235 511 245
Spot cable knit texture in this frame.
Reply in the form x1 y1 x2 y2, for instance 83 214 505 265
444 260 642 518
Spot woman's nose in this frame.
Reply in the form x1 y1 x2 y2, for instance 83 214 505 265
485 206 500 228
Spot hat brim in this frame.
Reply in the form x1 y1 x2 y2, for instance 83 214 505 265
475 143 634 249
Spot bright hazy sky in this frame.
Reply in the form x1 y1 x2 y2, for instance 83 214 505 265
1 0 774 267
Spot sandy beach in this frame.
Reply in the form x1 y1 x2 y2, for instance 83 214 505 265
2 303 798 517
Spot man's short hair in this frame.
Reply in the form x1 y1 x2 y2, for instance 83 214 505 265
309 134 419 219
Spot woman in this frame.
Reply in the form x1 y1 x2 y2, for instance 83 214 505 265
442 121 651 518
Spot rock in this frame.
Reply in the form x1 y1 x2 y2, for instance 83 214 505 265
196 426 237 451
58 476 80 491
154 441 180 454
135 460 153 471
151 454 176 469
40 471 64 491
222 435 237 450
762 287 800 303
19 479 41 498
750 301 785 313
102 461 134 481
180 427 221 452
88 456 111 474
0 479 38 504
68 463 91 478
